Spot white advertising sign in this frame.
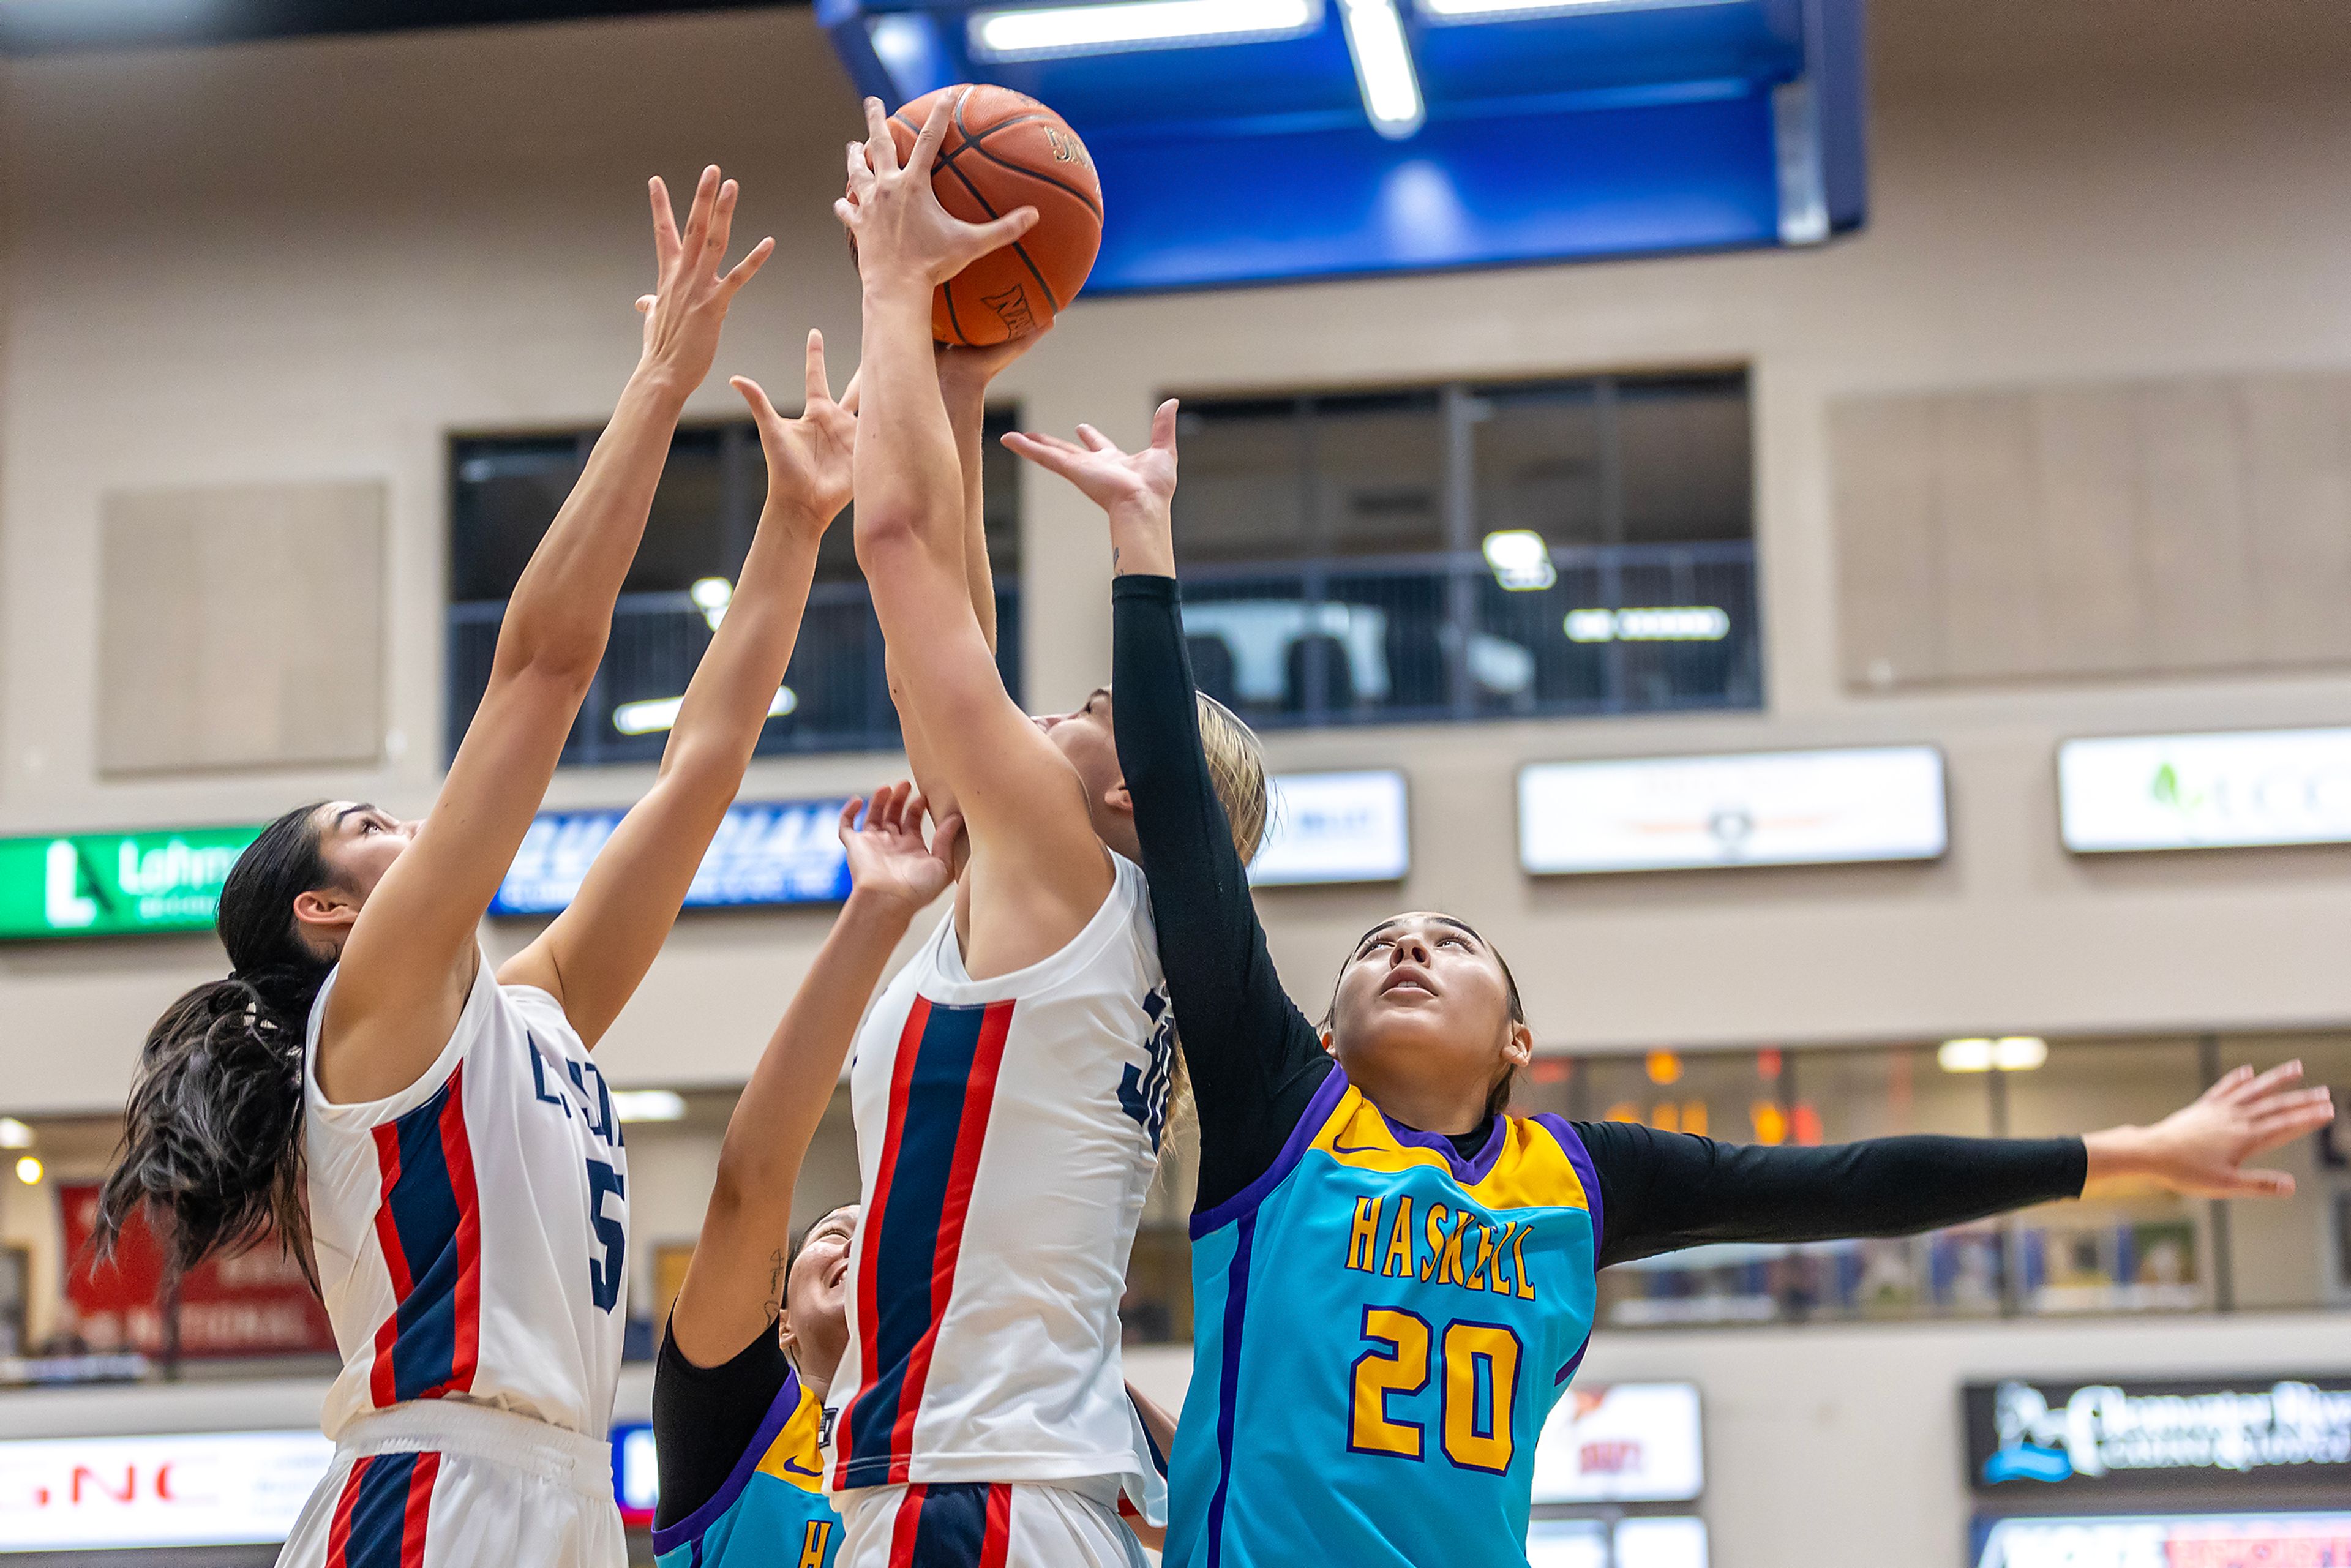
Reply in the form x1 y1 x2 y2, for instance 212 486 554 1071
1976 1512 2351 1568
1519 748 1947 874
2059 727 2351 853
1531 1381 1704 1503
1529 1517 1709 1568
0 1429 333 1550
1250 771 1410 887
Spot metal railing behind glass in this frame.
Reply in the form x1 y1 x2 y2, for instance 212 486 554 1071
447 582 1022 765
1175 541 1759 729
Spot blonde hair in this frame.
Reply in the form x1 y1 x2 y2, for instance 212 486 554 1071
1195 693 1269 864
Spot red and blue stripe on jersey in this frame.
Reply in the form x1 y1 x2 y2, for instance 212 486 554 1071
885 1482 1012 1568
834 997 1015 1490
325 1450 440 1568
367 1063 483 1408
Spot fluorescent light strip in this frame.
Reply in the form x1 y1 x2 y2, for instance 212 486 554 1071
969 0 1320 62
614 686 797 738
610 1090 688 1123
1420 0 1744 19
1340 0 1425 138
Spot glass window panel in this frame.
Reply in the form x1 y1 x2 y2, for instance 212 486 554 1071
2004 1038 2209 1316
1173 399 1309 566
1306 391 1445 558
1471 383 1603 548
450 435 580 603
2217 1031 2351 1312
1615 372 1753 546
629 426 732 594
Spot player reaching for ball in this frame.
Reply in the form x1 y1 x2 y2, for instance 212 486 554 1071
92 170 835 1568
822 92 1257 1567
649 786 1180 1568
1003 402 2343 1568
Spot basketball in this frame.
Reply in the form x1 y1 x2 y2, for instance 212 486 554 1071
883 84 1103 347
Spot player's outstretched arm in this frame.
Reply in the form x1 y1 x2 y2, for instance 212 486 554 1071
501 331 855 1044
838 95 1108 964
670 786 959 1367
321 168 771 1103
1584 1059 2336 1267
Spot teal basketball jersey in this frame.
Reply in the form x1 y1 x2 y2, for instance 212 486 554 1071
653 1368 841 1568
1166 1068 1603 1568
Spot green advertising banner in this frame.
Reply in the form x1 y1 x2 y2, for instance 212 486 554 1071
0 825 262 941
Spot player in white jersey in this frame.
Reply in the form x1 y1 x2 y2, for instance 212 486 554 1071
825 96 1265 1567
97 167 858 1568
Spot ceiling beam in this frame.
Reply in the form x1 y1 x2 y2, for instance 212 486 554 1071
0 0 803 56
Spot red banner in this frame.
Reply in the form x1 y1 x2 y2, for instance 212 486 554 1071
58 1183 336 1359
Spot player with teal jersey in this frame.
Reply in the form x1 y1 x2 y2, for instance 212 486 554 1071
1000 401 2340 1568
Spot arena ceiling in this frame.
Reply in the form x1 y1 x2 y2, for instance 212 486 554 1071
0 0 806 54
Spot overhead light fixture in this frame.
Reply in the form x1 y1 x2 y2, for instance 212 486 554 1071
0 1117 31 1150
610 1089 689 1124
1419 0 1741 21
14 1155 42 1186
969 0 1321 62
615 686 797 738
1339 0 1425 139
690 577 733 632
1563 607 1733 643
1938 1036 2049 1073
1482 530 1558 591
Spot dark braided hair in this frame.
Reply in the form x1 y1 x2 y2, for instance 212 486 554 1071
94 803 337 1293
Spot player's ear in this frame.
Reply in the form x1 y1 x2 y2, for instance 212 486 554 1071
1319 1027 1339 1059
1104 779 1134 819
1502 1020 1534 1069
777 1311 800 1366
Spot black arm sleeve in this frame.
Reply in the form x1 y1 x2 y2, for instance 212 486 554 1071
651 1319 793 1532
1575 1121 2090 1270
1112 575 1335 1215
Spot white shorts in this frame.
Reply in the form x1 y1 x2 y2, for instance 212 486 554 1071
837 1481 1149 1568
277 1400 625 1568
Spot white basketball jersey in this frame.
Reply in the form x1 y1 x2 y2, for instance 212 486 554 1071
826 852 1176 1504
303 959 630 1443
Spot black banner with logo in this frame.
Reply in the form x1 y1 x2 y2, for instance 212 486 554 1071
1964 1376 2351 1498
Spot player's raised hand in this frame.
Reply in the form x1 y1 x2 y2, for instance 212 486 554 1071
838 783 962 913
2085 1059 2337 1198
1003 397 1180 524
936 317 1052 402
636 167 775 394
836 95 1037 290
731 330 858 539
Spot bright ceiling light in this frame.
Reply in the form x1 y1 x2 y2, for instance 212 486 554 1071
969 0 1321 62
14 1156 42 1185
1563 607 1733 643
615 686 797 738
1482 530 1558 591
1419 0 1742 21
691 576 733 631
1340 0 1425 140
610 1090 688 1124
1938 1036 2049 1073
0 1117 31 1150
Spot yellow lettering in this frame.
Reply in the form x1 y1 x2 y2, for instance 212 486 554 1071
1350 1308 1430 1460
1347 1195 1382 1274
1422 1203 1450 1282
1382 1195 1417 1278
1489 1221 1518 1296
1440 1323 1521 1475
1463 1225 1498 1292
1436 1212 1472 1288
800 1520 833 1568
1510 1220 1537 1301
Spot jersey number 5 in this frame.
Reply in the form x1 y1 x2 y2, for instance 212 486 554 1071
587 1158 626 1314
1348 1308 1521 1476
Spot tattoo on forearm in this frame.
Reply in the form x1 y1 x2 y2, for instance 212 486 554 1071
765 1248 787 1315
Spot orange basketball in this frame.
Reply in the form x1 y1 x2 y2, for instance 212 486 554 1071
882 84 1104 347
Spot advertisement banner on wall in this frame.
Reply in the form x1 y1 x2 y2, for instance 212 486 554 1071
57 1183 336 1359
0 825 263 941
0 1429 334 1550
1518 748 1947 874
1531 1382 1704 1504
1250 770 1409 887
492 798 855 916
1973 1512 2351 1568
2059 727 2351 852
1964 1377 2351 1497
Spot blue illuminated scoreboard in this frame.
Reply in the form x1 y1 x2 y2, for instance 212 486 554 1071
819 0 1867 291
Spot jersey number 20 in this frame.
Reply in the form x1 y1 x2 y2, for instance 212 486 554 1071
1348 1308 1521 1476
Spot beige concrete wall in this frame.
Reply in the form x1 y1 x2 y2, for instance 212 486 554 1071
3 1 2351 1120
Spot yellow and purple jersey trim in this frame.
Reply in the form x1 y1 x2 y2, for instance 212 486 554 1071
653 1371 839 1568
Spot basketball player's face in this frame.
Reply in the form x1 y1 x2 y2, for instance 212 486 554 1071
313 803 420 905
1033 688 1139 860
782 1204 860 1395
1327 914 1529 1131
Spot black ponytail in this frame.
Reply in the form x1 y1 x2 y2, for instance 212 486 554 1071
96 803 337 1294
